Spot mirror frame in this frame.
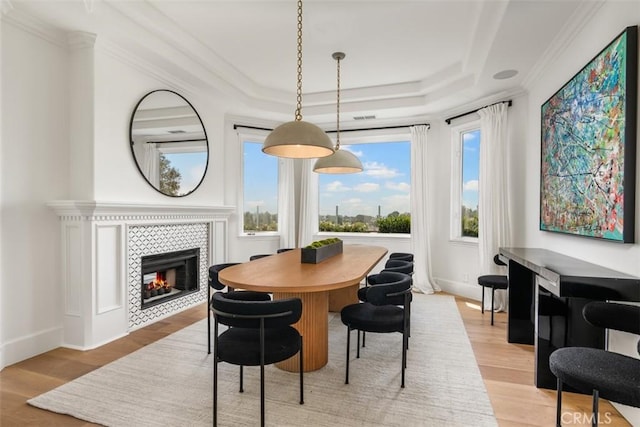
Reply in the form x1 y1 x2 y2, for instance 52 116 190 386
129 89 209 197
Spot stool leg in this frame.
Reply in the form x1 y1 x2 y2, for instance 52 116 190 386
481 286 485 314
491 287 495 325
592 389 599 427
556 378 562 427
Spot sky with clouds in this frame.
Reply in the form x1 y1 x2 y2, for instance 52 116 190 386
319 141 411 217
462 129 480 209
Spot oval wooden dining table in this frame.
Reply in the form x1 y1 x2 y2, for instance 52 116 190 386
218 244 387 372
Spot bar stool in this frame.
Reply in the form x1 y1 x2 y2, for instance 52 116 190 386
477 255 508 325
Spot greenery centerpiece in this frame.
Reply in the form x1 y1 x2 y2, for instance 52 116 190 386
301 238 343 264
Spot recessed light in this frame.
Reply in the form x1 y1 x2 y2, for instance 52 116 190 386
493 69 518 80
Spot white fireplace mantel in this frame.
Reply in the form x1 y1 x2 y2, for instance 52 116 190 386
48 200 234 350
47 200 235 220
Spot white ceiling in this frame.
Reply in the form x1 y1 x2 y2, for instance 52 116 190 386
4 0 602 125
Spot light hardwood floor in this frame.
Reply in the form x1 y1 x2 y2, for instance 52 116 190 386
0 296 631 426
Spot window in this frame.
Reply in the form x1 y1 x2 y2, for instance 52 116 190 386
451 123 480 240
242 140 278 233
318 141 411 233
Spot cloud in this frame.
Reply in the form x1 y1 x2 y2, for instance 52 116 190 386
354 182 380 193
385 181 410 192
325 181 350 192
463 180 479 191
342 146 363 157
363 161 401 179
381 194 410 213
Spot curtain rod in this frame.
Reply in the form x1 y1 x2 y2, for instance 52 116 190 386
444 100 512 125
146 138 206 144
233 123 430 133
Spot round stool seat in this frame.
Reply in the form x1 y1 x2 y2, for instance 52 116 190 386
477 275 508 289
550 346 640 408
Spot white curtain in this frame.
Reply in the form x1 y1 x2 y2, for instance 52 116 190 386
477 103 511 312
139 142 160 187
298 159 318 248
278 158 296 249
410 125 439 294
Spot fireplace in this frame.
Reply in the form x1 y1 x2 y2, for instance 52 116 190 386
141 248 200 309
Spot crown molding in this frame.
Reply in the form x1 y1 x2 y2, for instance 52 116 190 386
1 7 67 48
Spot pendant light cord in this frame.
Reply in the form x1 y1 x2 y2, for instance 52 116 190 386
335 54 341 150
295 0 303 121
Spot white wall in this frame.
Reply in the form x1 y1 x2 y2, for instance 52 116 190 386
524 4 640 276
0 21 233 368
1 21 70 367
93 46 228 205
523 3 639 423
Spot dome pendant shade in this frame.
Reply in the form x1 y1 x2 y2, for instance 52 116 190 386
313 51 362 174
263 121 335 158
313 148 363 174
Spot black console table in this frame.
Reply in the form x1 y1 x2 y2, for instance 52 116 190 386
499 247 640 390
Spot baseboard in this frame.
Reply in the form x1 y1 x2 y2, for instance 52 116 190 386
2 326 62 368
434 277 482 302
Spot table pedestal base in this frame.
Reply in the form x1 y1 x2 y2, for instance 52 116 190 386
328 283 359 312
274 291 328 372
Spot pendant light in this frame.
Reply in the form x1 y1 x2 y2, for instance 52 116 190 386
313 52 363 174
262 0 334 159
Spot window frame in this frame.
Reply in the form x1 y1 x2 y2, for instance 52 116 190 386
316 128 412 236
450 120 480 243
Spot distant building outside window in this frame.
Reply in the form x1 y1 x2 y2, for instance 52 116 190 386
243 140 278 233
318 141 411 234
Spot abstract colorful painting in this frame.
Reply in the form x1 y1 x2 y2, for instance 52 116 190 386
540 26 637 243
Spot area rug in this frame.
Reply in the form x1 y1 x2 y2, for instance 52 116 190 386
28 294 497 426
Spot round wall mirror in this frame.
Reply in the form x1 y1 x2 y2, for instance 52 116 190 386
129 90 209 197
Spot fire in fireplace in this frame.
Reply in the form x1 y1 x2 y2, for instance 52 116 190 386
140 248 200 309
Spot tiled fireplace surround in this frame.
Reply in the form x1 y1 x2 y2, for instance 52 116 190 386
48 201 233 350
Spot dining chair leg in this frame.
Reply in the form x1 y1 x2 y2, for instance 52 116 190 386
299 339 304 404
239 366 244 393
401 329 407 388
213 320 219 427
356 330 361 358
260 362 265 427
362 331 366 348
556 378 562 427
207 288 211 354
213 357 218 427
207 314 211 354
481 286 485 314
345 326 351 384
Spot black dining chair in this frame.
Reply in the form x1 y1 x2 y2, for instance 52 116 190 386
477 254 508 325
358 259 413 302
389 252 414 262
211 292 304 427
276 248 294 253
549 301 640 427
341 271 412 388
207 263 271 354
249 254 273 261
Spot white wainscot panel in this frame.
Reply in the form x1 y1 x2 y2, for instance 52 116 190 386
95 224 123 314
